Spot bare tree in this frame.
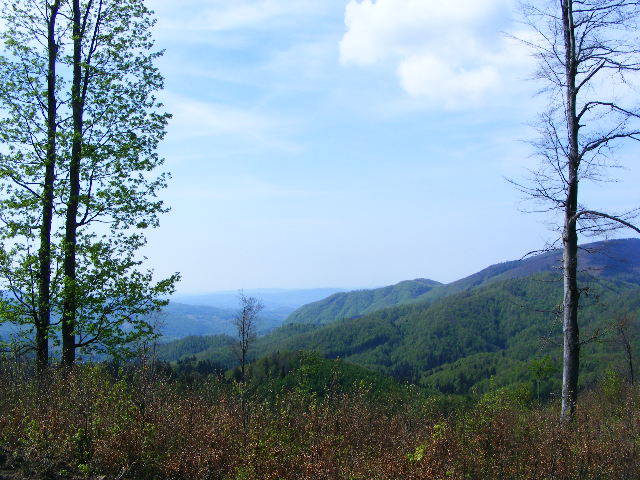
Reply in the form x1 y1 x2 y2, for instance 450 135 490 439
233 291 263 383
516 0 640 420
232 291 263 444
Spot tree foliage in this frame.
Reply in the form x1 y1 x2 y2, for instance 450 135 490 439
0 0 178 364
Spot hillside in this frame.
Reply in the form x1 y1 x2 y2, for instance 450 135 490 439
157 301 290 340
156 333 235 364
256 273 639 392
241 350 424 401
285 278 442 325
159 238 640 396
415 238 640 304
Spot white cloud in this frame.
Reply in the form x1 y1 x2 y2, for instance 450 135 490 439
163 94 299 152
398 55 500 106
339 0 531 108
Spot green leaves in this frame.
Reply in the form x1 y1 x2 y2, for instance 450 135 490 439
0 0 178 360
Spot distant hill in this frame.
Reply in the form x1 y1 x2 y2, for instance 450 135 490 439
157 300 298 340
155 303 236 340
285 278 442 325
159 288 348 339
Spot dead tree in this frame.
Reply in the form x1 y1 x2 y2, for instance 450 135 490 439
233 292 263 383
232 291 263 442
516 0 640 420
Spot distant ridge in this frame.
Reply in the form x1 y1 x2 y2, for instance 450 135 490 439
285 239 640 327
285 278 442 325
415 238 640 304
173 287 348 310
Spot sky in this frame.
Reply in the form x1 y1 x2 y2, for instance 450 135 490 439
143 0 640 294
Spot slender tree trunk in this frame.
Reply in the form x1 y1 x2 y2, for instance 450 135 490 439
625 339 634 385
62 0 83 367
619 323 635 385
36 0 61 373
560 0 581 421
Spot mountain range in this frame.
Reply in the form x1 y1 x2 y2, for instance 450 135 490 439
158 238 640 397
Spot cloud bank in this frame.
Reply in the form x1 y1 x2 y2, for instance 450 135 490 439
340 0 527 108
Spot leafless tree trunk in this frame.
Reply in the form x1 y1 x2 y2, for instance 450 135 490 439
614 314 635 384
516 0 640 420
232 291 263 444
560 0 581 421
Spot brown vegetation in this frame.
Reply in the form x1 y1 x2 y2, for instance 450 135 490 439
0 364 639 480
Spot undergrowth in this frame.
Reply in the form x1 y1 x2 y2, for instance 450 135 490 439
0 363 639 479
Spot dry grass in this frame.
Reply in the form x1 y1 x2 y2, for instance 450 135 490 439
0 364 639 479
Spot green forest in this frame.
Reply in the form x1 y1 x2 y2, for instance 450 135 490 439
158 239 640 399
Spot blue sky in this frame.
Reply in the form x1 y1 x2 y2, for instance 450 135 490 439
143 0 640 293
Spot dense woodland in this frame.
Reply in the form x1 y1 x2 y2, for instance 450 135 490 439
2 0 640 478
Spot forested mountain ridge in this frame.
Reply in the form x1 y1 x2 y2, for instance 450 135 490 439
257 273 640 394
406 238 640 309
285 278 442 325
286 238 640 327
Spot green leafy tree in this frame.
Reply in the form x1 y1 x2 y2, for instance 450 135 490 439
60 0 178 364
529 355 557 401
0 0 178 366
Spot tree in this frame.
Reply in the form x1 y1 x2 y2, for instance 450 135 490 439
529 355 557 401
0 0 178 366
0 0 66 371
611 313 636 384
60 0 178 365
517 0 640 420
232 291 263 443
233 292 263 383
